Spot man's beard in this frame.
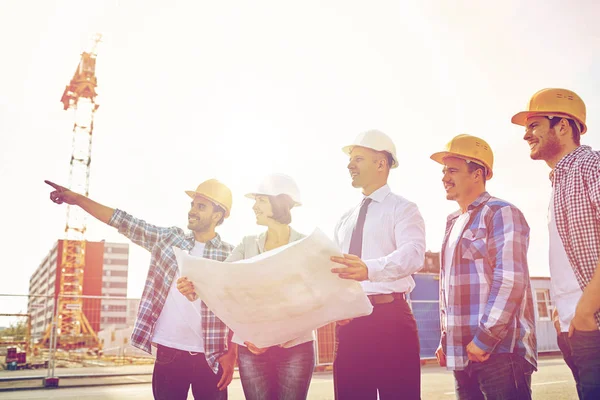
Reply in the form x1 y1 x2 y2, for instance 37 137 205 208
531 129 561 161
188 219 210 233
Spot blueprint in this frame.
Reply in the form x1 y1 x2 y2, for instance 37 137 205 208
174 228 373 348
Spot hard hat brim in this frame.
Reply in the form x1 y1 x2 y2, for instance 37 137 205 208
511 111 587 134
244 193 301 207
185 191 231 217
430 151 493 180
341 145 399 169
511 111 529 127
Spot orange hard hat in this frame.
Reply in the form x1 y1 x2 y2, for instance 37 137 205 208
511 88 587 134
430 134 494 180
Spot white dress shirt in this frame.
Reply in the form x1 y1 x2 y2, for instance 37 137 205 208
334 184 426 295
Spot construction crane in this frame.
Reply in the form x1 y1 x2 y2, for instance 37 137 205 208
41 34 103 350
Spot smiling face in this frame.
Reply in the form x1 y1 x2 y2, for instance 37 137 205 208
252 195 274 226
187 196 222 232
441 157 484 203
523 116 562 162
347 146 389 190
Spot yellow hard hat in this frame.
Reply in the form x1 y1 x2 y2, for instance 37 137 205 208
511 88 587 134
185 179 232 218
430 134 494 180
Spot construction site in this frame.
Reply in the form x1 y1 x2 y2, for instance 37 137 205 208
0 33 344 388
0 34 155 386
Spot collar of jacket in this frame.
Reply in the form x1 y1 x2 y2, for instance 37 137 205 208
549 145 592 183
256 227 303 253
183 232 225 249
446 191 491 222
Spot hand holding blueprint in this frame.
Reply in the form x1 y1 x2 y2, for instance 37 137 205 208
173 228 373 348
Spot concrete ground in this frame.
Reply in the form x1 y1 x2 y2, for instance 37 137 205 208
0 355 579 399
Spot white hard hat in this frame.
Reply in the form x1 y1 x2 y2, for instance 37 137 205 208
342 129 398 168
245 173 302 206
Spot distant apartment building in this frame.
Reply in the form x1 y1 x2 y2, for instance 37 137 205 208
28 240 130 340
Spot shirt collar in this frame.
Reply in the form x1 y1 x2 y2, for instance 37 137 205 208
364 184 391 203
257 227 302 252
184 232 224 249
447 191 491 222
550 145 591 182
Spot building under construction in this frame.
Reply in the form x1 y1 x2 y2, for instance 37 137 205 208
28 241 131 345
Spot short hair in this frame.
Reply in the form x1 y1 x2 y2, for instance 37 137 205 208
268 194 295 224
548 116 581 145
373 151 394 169
467 161 487 185
212 204 226 226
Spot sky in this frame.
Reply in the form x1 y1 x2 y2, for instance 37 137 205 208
1 0 600 312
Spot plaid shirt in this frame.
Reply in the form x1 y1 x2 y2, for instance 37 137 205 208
551 145 600 327
108 209 234 373
439 192 537 371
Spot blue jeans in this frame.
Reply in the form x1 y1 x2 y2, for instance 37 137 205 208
238 341 315 400
453 353 534 400
558 330 600 399
152 344 227 400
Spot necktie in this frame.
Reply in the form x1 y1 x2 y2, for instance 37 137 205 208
348 197 372 258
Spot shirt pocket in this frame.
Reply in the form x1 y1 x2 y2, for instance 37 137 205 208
459 228 488 261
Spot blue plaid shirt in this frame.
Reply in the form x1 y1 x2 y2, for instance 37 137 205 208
108 209 234 373
440 192 537 371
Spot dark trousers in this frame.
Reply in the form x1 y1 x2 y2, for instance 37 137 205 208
558 330 600 400
334 296 421 400
453 353 533 400
152 344 226 400
238 341 315 400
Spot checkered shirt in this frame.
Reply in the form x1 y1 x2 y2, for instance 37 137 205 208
108 209 234 373
551 145 600 327
439 192 537 371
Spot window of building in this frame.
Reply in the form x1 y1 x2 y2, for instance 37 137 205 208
104 258 128 265
107 247 129 255
536 289 552 321
109 282 128 289
104 270 127 277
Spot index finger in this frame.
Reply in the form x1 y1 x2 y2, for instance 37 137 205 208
330 256 350 265
217 369 231 390
44 180 64 191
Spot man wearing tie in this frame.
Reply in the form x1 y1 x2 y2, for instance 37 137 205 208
331 129 426 400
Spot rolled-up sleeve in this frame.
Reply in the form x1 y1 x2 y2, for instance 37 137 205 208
109 209 178 252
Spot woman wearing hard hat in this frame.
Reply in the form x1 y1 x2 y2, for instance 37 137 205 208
177 173 314 400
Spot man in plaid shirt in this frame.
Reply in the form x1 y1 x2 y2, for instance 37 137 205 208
46 179 237 400
431 134 537 399
514 88 600 399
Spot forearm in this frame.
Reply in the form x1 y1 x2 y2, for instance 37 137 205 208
365 244 425 281
576 261 600 315
76 194 115 224
474 267 527 351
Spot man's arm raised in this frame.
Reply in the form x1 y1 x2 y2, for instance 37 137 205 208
46 180 114 224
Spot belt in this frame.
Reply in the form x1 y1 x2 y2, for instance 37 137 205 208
367 292 405 305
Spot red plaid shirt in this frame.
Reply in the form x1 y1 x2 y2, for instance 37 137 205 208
108 210 234 373
551 145 600 327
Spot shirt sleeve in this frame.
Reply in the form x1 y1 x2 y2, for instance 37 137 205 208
108 209 177 252
225 239 246 262
363 201 426 282
473 205 530 353
583 156 600 216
